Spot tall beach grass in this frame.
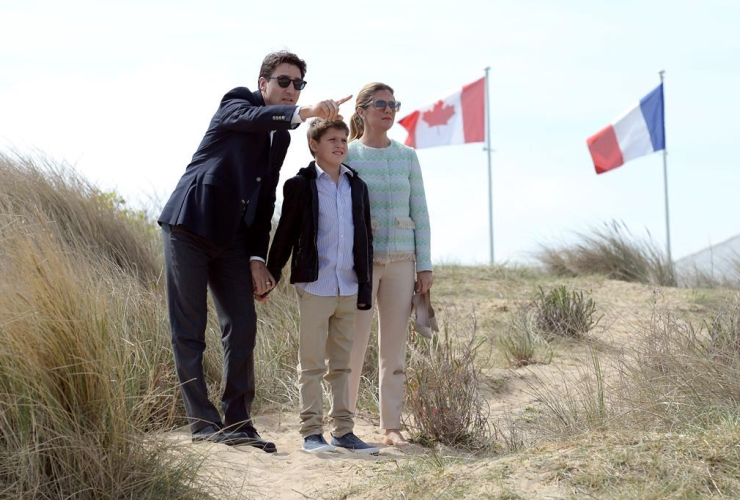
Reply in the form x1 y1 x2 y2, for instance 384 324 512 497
0 153 212 498
538 220 676 286
0 152 390 496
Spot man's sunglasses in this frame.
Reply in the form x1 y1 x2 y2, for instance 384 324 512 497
366 99 401 112
266 75 307 90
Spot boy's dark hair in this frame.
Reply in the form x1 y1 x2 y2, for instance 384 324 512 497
307 119 349 158
259 51 307 83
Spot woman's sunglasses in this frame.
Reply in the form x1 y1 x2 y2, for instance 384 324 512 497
366 99 401 112
266 76 307 90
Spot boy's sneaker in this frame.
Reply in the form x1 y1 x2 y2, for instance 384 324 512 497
302 434 336 453
331 432 380 455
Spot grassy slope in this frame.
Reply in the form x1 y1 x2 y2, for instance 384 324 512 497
323 267 740 499
4 155 738 498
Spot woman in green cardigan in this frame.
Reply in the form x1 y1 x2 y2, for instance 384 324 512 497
345 82 433 447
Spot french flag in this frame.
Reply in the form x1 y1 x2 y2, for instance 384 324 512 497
587 84 665 174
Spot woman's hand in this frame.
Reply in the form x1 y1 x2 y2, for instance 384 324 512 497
415 271 433 294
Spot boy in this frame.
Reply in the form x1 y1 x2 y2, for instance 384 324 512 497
266 119 378 454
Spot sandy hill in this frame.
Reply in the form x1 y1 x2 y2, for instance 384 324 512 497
173 267 739 499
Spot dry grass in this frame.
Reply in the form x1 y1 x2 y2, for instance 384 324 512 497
325 453 478 500
0 155 211 498
431 263 543 302
538 220 676 287
404 317 495 450
529 303 740 438
539 421 740 498
423 263 740 497
0 153 160 284
514 295 740 496
498 305 553 367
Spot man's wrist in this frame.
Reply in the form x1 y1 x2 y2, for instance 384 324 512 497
249 256 265 264
291 107 304 124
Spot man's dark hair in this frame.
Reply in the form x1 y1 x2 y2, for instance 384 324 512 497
259 51 307 83
307 119 349 158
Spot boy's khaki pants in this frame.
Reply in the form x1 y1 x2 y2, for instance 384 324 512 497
296 288 357 438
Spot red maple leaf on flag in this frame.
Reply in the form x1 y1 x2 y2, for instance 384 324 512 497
422 100 455 128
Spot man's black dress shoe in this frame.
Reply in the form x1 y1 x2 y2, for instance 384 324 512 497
233 429 277 453
191 424 243 445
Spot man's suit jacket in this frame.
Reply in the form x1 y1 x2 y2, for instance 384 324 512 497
159 87 298 258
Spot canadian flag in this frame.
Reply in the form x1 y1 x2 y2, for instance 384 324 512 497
398 77 486 149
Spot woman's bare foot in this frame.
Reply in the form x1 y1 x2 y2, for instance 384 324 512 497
382 429 409 446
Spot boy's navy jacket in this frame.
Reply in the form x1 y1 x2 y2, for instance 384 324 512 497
266 161 373 309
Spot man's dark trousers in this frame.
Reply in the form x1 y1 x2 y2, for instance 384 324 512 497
162 223 257 433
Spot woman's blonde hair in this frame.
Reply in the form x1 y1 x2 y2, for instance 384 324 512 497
349 82 395 141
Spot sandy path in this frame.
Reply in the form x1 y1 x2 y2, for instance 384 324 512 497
170 415 418 499
170 278 731 499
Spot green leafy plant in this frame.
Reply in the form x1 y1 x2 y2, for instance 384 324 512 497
533 285 601 339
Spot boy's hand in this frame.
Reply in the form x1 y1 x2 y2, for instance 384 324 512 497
300 95 353 122
250 260 276 297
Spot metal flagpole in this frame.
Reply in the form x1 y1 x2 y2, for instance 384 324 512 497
660 70 673 270
484 67 494 265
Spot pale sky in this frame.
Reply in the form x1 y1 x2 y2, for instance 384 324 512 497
1 0 739 265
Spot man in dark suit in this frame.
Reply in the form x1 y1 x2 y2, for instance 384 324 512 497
158 51 351 452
